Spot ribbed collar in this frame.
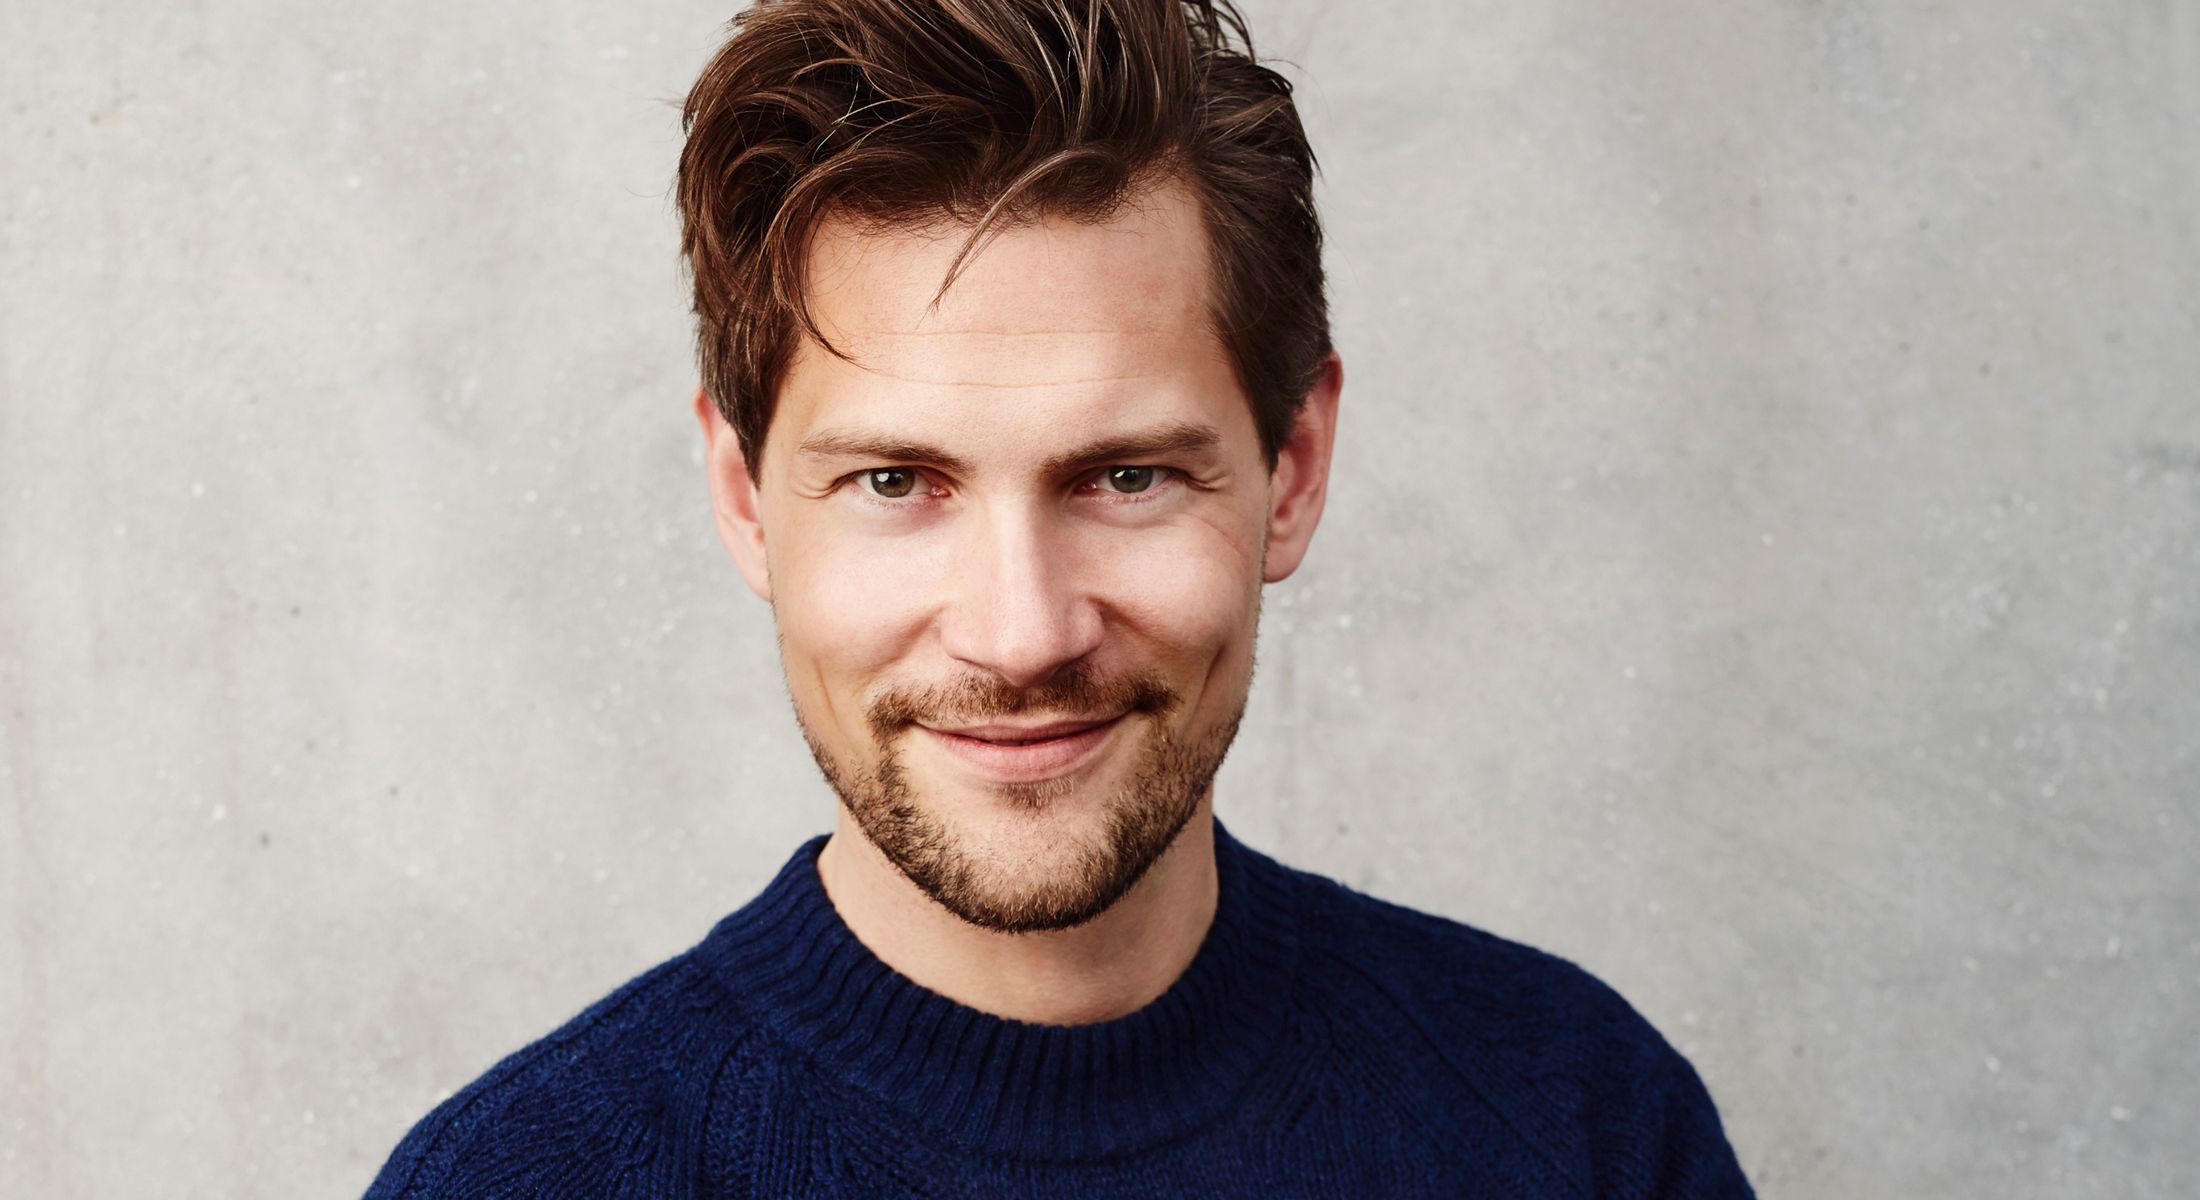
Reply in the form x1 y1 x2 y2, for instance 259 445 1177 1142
696 819 1304 1161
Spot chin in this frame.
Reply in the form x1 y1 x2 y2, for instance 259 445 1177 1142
904 795 1199 934
815 711 1233 934
915 804 1141 930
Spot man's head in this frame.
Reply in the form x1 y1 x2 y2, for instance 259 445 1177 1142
679 0 1339 932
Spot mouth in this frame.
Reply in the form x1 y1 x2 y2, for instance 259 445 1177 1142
915 714 1128 783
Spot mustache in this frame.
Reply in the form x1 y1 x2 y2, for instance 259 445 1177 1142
865 664 1180 743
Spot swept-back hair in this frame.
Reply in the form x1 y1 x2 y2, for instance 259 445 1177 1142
677 0 1328 476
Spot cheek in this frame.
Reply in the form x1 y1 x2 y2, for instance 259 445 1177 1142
1085 513 1263 666
771 522 955 712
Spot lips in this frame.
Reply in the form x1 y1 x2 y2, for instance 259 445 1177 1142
934 718 1113 745
917 714 1126 782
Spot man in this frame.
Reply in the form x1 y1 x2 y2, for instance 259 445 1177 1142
366 0 1756 1195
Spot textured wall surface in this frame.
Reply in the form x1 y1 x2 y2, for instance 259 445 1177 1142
3 1 2195 1196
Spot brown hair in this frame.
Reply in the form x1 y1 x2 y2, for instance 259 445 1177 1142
677 0 1328 477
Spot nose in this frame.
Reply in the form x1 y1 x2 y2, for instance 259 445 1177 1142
935 502 1104 689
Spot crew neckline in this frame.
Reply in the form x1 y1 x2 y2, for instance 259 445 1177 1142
696 818 1305 1161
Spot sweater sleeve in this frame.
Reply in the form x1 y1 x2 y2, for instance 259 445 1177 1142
356 1023 578 1200
1582 987 1757 1200
360 1093 464 1200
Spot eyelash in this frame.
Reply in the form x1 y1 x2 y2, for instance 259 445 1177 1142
840 466 1183 508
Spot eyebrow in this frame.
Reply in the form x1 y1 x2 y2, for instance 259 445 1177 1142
1039 422 1223 475
794 421 1223 477
794 432 971 474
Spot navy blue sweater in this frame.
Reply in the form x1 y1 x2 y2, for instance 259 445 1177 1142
364 821 1755 1197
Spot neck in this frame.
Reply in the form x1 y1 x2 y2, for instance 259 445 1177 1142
813 796 1219 1026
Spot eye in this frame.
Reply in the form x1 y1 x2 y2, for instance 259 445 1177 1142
1094 466 1163 494
857 467 920 499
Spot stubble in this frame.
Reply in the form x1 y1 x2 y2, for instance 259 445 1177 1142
795 664 1246 933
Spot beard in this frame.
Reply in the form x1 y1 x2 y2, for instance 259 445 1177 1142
795 661 1247 933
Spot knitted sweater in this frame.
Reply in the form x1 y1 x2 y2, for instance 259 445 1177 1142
363 821 1756 1197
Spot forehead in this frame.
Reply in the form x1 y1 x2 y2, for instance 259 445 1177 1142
768 180 1250 464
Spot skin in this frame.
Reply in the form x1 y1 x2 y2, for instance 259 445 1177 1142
695 177 1341 1025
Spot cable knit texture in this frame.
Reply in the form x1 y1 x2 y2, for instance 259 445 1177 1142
364 822 1756 1197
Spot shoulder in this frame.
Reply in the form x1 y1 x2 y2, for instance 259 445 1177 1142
362 947 766 1200
1266 849 1632 1039
1267 853 1756 1198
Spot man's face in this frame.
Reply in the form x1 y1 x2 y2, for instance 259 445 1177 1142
700 179 1335 932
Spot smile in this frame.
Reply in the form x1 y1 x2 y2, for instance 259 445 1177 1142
916 714 1127 783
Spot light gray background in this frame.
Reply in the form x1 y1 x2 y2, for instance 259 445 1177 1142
3 0 2194 1195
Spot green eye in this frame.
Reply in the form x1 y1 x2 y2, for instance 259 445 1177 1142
1103 466 1157 493
862 468 917 498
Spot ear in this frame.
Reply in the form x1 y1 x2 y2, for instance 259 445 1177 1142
1261 352 1343 583
692 385 773 603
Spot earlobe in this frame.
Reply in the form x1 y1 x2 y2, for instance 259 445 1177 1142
1261 352 1343 584
693 386 774 603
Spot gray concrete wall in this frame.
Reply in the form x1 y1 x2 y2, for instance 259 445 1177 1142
2 1 2193 1195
